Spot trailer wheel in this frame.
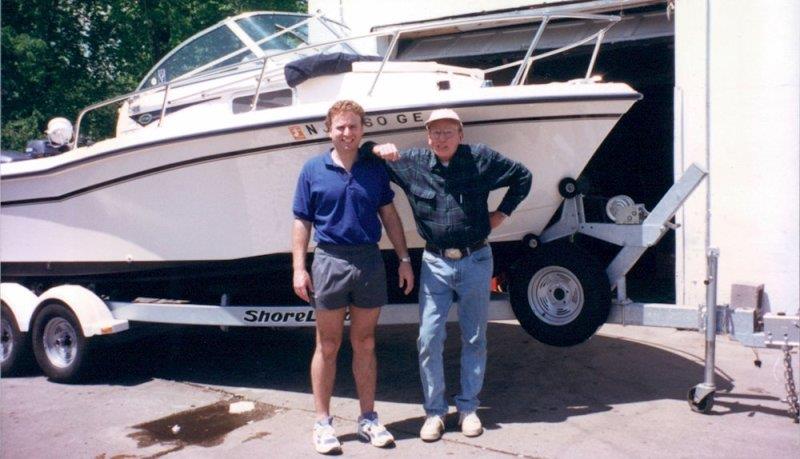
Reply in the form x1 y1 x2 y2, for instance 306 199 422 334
32 303 90 383
1 303 32 375
509 242 610 346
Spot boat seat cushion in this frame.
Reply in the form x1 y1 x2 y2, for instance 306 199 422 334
284 52 381 87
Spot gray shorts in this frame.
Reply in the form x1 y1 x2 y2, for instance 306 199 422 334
311 244 388 310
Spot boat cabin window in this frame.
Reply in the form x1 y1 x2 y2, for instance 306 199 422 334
236 15 309 53
142 25 247 88
232 88 293 114
137 13 358 90
237 14 356 57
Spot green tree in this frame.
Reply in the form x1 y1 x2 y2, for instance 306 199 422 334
1 0 306 151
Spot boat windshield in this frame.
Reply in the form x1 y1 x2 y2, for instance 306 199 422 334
138 12 353 89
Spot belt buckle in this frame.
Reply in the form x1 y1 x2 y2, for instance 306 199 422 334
444 248 462 260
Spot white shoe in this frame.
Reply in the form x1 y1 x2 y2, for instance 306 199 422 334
459 411 483 437
357 416 395 447
313 420 342 454
420 415 445 442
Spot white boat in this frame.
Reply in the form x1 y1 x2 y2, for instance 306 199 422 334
0 10 639 307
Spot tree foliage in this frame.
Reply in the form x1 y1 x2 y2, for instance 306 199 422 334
1 0 306 150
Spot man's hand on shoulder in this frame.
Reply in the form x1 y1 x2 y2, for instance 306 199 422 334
372 143 400 162
489 210 507 230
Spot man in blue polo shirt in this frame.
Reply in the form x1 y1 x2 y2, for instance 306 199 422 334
292 100 414 454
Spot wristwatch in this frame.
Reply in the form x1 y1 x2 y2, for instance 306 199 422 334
400 256 412 263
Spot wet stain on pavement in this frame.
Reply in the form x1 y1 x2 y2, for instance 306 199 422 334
128 398 276 452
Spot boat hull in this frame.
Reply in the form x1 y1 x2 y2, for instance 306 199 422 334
1 84 639 285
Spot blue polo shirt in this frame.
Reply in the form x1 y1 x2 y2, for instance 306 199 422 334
293 147 395 245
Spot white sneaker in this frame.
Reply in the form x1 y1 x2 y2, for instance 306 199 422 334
420 415 445 442
313 420 342 454
458 411 483 437
357 415 395 447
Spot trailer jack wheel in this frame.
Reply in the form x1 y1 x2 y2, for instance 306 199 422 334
687 385 715 414
1 303 32 375
509 241 610 347
32 303 90 383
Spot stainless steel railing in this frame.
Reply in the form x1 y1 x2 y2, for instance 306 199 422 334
72 11 620 149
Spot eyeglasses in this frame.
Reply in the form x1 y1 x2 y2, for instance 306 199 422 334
428 129 459 139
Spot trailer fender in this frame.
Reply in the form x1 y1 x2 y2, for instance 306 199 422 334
35 285 128 337
1 283 39 332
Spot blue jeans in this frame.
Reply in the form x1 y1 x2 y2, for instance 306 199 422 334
418 245 493 416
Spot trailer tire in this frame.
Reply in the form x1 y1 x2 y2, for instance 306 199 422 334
1 303 32 375
32 303 90 383
509 242 610 347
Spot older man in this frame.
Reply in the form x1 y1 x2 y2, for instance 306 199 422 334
369 109 532 441
293 100 414 454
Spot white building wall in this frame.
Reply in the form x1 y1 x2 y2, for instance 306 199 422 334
676 0 799 314
310 0 800 314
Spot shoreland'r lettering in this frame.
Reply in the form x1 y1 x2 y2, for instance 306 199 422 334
243 309 352 323
244 309 316 323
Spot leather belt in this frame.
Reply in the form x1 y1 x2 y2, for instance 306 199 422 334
425 240 487 260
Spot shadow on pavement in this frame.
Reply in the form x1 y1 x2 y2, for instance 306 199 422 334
8 321 778 424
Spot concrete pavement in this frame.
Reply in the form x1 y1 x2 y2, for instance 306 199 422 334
2 321 798 458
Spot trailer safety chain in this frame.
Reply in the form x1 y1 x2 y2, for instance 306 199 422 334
782 338 800 423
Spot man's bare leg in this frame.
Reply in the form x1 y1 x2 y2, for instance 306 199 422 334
311 307 347 420
349 306 381 414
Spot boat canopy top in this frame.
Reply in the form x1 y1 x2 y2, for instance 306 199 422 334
137 12 356 90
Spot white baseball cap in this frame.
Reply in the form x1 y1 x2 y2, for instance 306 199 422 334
425 108 462 127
